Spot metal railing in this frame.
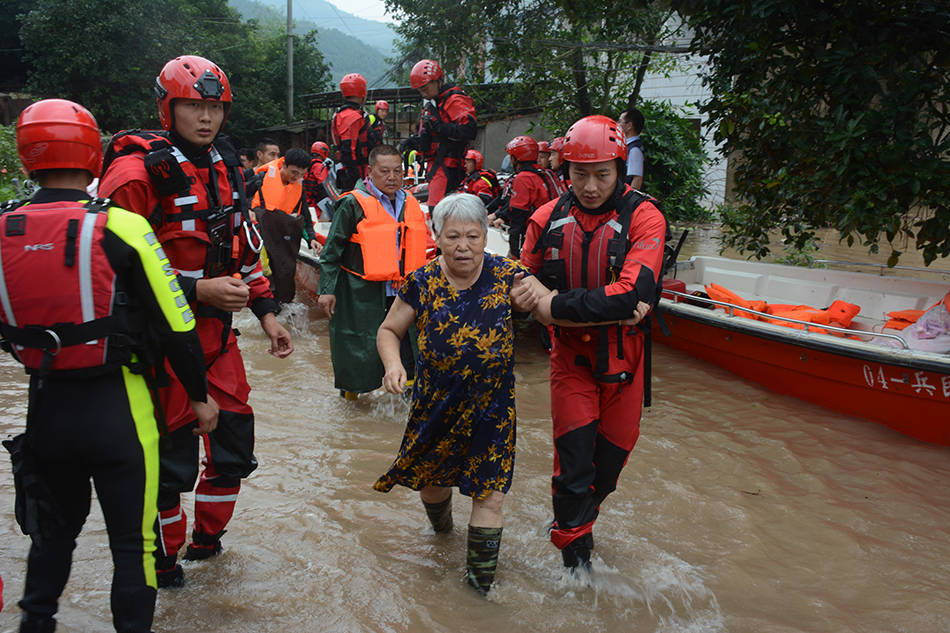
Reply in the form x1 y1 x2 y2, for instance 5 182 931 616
813 260 950 277
660 289 911 350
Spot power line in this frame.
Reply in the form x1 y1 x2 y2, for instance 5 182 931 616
491 36 690 54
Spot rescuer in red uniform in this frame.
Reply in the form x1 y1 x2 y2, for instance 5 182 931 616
2 98 216 633
489 135 558 258
521 115 666 574
98 55 294 588
332 73 372 192
304 140 332 215
402 59 477 207
457 149 500 204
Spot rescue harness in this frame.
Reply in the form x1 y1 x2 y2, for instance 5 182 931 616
533 188 682 405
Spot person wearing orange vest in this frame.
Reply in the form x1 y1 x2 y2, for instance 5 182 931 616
318 145 432 397
251 148 321 303
2 99 216 633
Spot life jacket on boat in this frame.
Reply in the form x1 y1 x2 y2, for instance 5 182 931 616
0 198 148 376
459 168 501 199
340 190 429 282
704 283 861 336
101 130 256 281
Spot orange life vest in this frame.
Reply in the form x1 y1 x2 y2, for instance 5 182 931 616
704 283 861 337
341 190 429 282
252 157 305 216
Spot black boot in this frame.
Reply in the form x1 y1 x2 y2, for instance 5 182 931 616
19 612 56 633
423 493 453 534
466 525 503 596
561 532 594 574
183 529 225 561
155 554 185 588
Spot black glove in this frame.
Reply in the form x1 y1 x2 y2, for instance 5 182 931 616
421 108 441 134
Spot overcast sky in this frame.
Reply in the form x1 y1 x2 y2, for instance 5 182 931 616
326 0 394 23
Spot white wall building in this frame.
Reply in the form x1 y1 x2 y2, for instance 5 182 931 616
638 29 728 207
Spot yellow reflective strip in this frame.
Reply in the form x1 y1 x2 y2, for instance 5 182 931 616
105 207 194 332
122 365 160 589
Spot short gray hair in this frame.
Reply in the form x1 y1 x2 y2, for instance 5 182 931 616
431 193 488 236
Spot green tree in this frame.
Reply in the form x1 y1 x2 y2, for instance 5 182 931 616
674 0 950 265
17 0 330 144
636 100 710 222
228 22 332 144
384 0 684 127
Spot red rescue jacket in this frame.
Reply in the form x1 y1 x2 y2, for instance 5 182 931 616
332 102 371 176
0 199 136 374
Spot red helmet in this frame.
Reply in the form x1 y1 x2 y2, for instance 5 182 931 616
340 73 367 100
561 115 627 163
549 136 566 154
506 135 539 162
410 59 443 89
17 98 102 176
537 140 550 153
375 100 390 111
310 141 330 161
464 149 484 170
155 55 232 132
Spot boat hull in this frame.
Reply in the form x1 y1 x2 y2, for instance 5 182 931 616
656 306 950 445
294 250 321 305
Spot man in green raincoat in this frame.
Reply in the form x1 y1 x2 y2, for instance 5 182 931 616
317 145 432 398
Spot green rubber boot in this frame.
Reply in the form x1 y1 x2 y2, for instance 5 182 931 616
422 493 453 533
466 525 503 596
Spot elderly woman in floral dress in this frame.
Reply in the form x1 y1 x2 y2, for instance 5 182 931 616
374 193 546 595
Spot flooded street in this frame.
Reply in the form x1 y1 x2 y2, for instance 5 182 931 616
2 229 950 632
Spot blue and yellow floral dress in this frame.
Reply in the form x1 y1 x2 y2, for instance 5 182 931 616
374 252 528 500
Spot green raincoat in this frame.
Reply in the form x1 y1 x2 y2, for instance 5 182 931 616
318 179 417 392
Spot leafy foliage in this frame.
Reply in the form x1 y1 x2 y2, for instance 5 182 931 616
384 0 683 125
383 0 710 220
16 0 331 145
674 0 950 265
0 124 23 200
636 100 711 222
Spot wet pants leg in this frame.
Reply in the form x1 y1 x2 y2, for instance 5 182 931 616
548 337 643 552
427 164 463 207
258 209 303 303
20 370 159 633
190 339 258 545
192 408 257 539
507 207 530 259
156 424 199 562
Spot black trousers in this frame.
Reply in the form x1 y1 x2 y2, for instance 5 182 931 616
258 208 304 303
18 369 159 633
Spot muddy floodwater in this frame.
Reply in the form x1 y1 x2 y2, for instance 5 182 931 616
1 227 949 632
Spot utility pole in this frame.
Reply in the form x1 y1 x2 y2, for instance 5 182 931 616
286 0 294 123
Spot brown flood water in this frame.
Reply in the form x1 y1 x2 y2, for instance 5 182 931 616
1 227 950 633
